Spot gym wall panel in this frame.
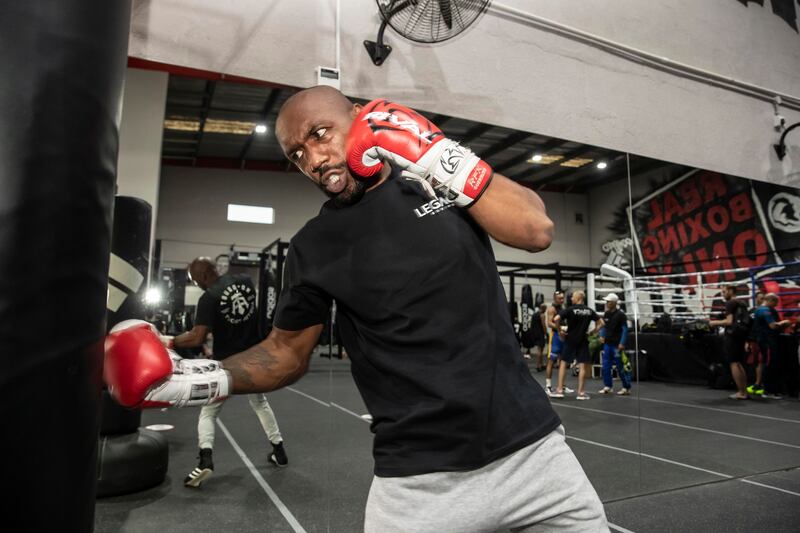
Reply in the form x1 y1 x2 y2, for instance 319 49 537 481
129 0 800 187
156 167 594 267
118 67 169 280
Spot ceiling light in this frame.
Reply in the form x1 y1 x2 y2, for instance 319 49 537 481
164 118 200 132
560 157 593 168
527 154 563 165
254 124 268 134
144 287 162 305
597 161 608 169
204 119 258 135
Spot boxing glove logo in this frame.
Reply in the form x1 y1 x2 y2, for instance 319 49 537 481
362 110 437 143
440 144 465 175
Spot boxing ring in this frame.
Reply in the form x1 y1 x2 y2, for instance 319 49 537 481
588 261 800 326
586 261 800 386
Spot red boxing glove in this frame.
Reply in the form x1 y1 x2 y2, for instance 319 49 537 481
346 99 493 207
104 320 230 408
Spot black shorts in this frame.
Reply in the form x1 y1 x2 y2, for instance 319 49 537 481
560 342 591 364
724 335 746 364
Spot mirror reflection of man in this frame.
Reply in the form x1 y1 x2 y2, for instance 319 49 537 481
215 253 230 276
167 257 288 487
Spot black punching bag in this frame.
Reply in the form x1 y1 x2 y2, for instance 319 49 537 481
99 196 169 498
0 2 131 532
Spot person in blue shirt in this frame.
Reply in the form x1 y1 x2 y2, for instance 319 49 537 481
597 293 631 396
753 293 791 399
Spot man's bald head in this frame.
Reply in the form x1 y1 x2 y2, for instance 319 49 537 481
189 257 219 290
275 85 367 206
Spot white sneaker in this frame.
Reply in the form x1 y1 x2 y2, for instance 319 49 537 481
598 387 612 394
550 390 565 399
616 388 630 396
564 386 575 394
545 386 553 396
576 393 590 401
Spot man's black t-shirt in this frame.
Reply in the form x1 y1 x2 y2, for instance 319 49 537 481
274 176 560 477
724 299 746 338
558 304 599 347
195 273 260 359
602 308 627 346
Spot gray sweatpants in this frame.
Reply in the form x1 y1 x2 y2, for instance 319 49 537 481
364 426 608 533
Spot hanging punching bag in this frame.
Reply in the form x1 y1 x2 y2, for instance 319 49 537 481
0 1 131 531
520 285 535 349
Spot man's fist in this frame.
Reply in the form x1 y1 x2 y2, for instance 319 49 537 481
346 99 493 208
104 321 230 408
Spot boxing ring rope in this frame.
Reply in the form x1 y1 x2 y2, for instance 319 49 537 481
589 261 800 325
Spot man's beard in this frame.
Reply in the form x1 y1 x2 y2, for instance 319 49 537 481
325 176 367 207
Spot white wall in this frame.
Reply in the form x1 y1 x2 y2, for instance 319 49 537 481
117 67 169 276
157 167 591 270
156 166 324 267
130 0 800 186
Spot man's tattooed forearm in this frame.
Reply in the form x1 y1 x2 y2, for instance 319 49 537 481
223 344 280 393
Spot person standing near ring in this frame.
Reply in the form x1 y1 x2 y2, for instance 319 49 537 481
597 293 631 396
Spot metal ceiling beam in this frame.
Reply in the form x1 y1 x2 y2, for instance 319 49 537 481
428 114 452 128
479 131 532 160
237 89 283 164
165 104 264 117
493 138 568 174
457 123 493 144
192 81 217 162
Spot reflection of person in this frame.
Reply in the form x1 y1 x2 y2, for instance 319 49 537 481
746 291 765 396
533 303 547 371
215 253 230 276
597 293 631 395
708 285 748 400
169 257 287 487
753 293 791 400
552 291 603 400
106 88 608 531
544 291 569 394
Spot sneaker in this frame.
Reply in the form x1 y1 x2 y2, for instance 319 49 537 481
598 387 612 394
523 353 531 360
550 390 565 399
762 393 783 400
746 384 764 396
728 393 748 400
576 393 590 401
564 386 575 394
184 448 213 488
616 388 631 396
545 386 553 396
269 441 288 467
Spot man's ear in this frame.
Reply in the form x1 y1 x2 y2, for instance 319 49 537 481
351 103 363 118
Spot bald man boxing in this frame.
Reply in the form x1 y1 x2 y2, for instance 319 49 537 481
165 258 287 486
105 87 608 532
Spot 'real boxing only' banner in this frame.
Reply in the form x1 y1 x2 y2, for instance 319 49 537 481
627 169 800 283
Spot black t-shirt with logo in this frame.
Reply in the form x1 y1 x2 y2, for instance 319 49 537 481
274 175 560 477
602 308 627 346
558 304 599 347
195 273 260 359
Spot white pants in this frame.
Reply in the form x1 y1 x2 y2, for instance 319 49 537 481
197 393 283 449
365 426 608 533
